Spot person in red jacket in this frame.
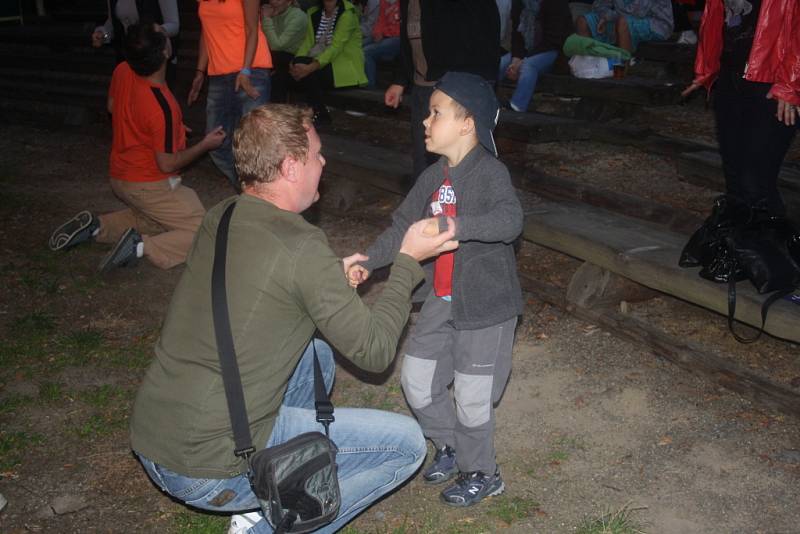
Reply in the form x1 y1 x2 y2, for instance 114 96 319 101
682 0 798 216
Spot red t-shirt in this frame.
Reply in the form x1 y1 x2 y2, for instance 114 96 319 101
109 62 186 182
431 168 457 297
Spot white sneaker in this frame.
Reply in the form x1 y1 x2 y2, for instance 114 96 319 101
677 30 697 45
228 511 263 534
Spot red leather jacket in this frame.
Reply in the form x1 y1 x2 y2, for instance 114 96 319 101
693 0 800 105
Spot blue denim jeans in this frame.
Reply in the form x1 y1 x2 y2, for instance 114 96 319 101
206 68 271 191
137 339 426 534
498 50 558 112
363 36 401 88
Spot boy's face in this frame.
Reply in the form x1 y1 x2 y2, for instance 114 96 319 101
422 90 472 156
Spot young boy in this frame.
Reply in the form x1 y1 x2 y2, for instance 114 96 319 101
345 71 524 506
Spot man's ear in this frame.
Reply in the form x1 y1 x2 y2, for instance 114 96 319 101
280 156 298 182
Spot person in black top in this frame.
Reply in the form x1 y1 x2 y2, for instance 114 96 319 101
384 0 501 182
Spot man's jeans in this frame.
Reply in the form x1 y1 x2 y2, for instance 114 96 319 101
206 68 271 191
137 339 426 534
498 50 558 112
363 37 401 87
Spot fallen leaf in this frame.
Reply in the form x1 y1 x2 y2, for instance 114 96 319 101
658 435 673 446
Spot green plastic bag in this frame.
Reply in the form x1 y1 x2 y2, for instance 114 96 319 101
562 33 631 61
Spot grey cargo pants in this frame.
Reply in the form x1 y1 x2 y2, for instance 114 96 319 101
401 293 517 474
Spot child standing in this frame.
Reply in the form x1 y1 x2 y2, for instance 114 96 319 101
345 71 524 506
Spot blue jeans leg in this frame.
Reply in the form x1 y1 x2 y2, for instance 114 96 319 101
509 50 558 112
498 52 512 83
136 339 425 533
206 69 271 191
363 37 401 88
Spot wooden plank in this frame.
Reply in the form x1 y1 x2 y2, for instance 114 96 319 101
523 200 800 343
325 88 592 144
520 273 800 419
676 150 800 194
536 74 683 106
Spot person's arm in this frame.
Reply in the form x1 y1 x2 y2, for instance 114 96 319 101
361 176 431 273
235 0 262 98
767 4 800 114
314 8 360 68
157 0 180 37
154 127 225 174
276 8 310 55
448 164 523 244
92 0 113 47
188 33 209 105
295 220 456 373
591 0 618 21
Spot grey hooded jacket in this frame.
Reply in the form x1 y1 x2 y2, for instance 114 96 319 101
362 146 524 330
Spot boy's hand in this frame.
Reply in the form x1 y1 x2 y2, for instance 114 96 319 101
423 217 440 236
385 84 404 108
202 126 226 150
347 264 370 288
343 253 369 287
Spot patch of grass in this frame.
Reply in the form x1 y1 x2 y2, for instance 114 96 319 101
576 504 648 534
9 312 55 339
79 384 125 408
0 430 45 471
38 382 63 402
0 393 35 415
106 332 157 370
487 495 540 525
548 450 569 463
55 329 105 366
171 510 228 534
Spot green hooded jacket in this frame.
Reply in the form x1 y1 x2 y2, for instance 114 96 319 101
296 0 368 88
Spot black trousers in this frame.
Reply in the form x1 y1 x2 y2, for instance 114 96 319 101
270 50 295 103
713 69 797 216
291 56 335 115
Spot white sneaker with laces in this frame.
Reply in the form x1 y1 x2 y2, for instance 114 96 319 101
228 511 263 534
677 30 697 45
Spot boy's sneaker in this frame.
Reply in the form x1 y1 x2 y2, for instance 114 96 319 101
228 511 262 534
440 469 505 507
49 210 99 251
98 228 142 273
422 444 458 485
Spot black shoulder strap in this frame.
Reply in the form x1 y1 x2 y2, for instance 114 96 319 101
211 202 335 462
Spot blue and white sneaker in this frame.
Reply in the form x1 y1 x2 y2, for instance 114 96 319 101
49 210 99 251
422 444 458 485
98 228 142 273
440 469 505 507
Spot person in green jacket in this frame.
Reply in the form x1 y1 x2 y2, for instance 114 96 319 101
290 0 368 124
261 0 309 102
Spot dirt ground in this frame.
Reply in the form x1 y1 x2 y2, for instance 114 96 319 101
1 99 800 534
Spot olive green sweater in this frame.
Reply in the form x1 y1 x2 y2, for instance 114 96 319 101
130 194 424 478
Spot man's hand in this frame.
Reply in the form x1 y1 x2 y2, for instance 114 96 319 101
506 58 522 81
343 252 370 288
597 17 607 34
385 84 404 109
399 217 458 261
775 98 798 126
236 72 261 99
202 126 226 150
188 70 205 106
91 30 105 48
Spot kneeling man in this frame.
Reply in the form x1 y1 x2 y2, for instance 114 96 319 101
129 104 458 533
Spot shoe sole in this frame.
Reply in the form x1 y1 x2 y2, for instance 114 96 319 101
98 228 136 274
49 210 93 251
439 480 505 508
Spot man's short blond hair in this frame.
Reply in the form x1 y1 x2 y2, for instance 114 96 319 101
233 104 314 187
